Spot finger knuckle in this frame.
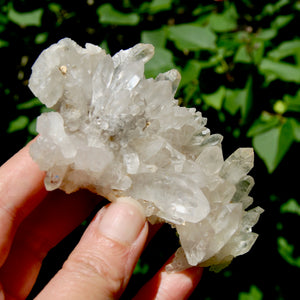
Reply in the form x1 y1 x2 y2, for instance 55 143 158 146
63 238 128 296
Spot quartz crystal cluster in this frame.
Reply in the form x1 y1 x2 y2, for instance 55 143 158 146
29 38 263 271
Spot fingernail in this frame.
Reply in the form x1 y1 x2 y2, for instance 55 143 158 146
98 198 146 244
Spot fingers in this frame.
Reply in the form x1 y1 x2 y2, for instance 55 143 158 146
0 142 203 299
0 140 47 267
0 189 101 299
36 199 148 300
133 258 203 300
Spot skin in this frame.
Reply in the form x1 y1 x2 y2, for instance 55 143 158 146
0 141 203 300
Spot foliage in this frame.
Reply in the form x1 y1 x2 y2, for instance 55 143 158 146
1 0 300 299
239 285 263 300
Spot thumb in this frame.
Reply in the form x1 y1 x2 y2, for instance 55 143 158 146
36 198 148 300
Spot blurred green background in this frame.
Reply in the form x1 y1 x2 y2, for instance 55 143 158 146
1 0 300 299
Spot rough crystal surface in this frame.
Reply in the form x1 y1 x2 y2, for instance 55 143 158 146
29 38 263 271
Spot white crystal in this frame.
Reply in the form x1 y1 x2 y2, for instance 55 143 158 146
29 38 263 271
123 152 140 174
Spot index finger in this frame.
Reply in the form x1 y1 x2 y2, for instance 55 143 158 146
0 140 48 266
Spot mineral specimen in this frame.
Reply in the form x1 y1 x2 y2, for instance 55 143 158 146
29 38 263 271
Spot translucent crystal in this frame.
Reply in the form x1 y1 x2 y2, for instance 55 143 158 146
29 38 263 271
220 148 254 184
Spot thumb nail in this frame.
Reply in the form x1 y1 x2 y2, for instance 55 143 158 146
98 198 146 244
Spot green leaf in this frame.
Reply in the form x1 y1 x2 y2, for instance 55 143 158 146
224 76 252 123
167 24 216 51
209 14 237 33
35 32 48 44
247 114 281 137
261 0 290 16
144 47 175 78
41 106 54 113
283 90 300 112
16 98 43 110
280 198 300 216
0 12 9 25
48 3 62 15
268 40 300 61
259 59 300 83
47 3 63 26
252 41 265 65
278 237 300 267
133 259 149 275
209 4 238 33
97 4 139 26
99 40 110 54
0 39 9 47
7 3 43 27
271 14 294 30
239 285 263 300
197 56 221 69
240 76 253 122
192 5 215 16
147 0 173 14
253 119 294 173
217 36 240 54
202 86 226 110
7 116 29 133
183 83 200 107
271 119 294 168
234 45 252 63
255 29 277 41
224 89 243 115
290 118 300 142
141 28 167 48
179 59 202 88
28 119 38 136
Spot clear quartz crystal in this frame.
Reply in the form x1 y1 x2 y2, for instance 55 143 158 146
29 38 263 271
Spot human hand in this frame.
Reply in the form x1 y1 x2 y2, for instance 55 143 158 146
0 142 203 299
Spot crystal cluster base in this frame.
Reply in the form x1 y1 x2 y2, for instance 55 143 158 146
29 38 263 271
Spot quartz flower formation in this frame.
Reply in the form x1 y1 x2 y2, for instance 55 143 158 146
29 38 262 271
